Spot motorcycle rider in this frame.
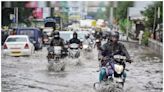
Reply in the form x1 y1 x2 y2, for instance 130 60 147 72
69 32 82 49
50 31 64 47
99 31 132 82
94 28 103 47
48 31 65 59
83 34 92 46
101 34 108 47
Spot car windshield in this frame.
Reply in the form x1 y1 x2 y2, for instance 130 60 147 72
6 37 27 42
60 32 72 42
19 30 35 38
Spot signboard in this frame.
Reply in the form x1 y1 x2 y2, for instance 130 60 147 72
85 16 93 19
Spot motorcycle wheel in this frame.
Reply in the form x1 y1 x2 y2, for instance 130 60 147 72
61 64 65 71
48 64 54 71
75 52 80 58
93 82 100 90
107 83 123 92
113 87 123 92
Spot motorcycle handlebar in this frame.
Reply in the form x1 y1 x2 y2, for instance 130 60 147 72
101 56 133 63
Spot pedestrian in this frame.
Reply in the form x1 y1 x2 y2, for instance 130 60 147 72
138 30 144 45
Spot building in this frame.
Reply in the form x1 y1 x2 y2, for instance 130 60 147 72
128 1 154 38
68 1 88 21
128 1 154 20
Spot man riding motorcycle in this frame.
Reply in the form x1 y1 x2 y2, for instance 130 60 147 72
50 31 64 47
69 32 82 48
99 31 132 82
101 34 108 47
47 31 65 59
82 34 94 51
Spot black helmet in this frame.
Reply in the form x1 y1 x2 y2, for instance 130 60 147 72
85 34 89 39
73 32 77 38
73 32 77 36
53 31 60 38
111 31 119 39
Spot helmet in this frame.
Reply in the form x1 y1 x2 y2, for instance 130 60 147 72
102 34 106 39
85 34 89 39
73 32 78 38
111 31 119 39
73 32 77 36
53 31 60 38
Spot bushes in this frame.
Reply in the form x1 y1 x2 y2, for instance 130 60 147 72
142 31 151 46
119 19 132 33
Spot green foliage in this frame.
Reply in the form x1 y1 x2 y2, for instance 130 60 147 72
95 2 107 20
142 1 163 30
113 1 133 33
119 18 132 33
142 31 151 46
18 8 33 25
115 1 133 20
119 19 126 33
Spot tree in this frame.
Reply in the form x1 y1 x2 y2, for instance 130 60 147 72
2 8 14 26
142 1 163 30
95 2 107 20
59 1 69 24
114 1 133 33
115 1 133 20
2 2 34 26
18 7 33 26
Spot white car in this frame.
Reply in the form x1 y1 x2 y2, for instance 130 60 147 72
3 35 35 56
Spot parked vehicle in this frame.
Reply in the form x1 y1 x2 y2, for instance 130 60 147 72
16 28 43 50
3 35 35 56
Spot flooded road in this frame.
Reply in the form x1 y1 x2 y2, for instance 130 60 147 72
2 41 163 92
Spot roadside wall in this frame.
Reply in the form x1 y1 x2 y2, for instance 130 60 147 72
148 38 163 56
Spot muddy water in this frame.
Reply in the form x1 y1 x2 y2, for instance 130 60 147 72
1 42 163 92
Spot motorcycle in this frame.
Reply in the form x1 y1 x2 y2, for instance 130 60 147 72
47 46 65 71
95 38 102 50
83 39 93 52
68 43 80 58
94 54 131 92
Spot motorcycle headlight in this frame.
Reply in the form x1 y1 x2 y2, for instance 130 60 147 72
83 45 88 49
96 40 99 42
49 52 53 54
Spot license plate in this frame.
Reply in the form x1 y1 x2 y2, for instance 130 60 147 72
114 78 123 82
44 39 48 42
11 48 21 49
12 51 21 54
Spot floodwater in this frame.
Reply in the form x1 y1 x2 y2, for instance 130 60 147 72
1 41 163 92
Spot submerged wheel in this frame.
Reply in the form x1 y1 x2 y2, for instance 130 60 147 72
93 82 100 90
61 65 65 71
113 88 123 92
48 64 54 71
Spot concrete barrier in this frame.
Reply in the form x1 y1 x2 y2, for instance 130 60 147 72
148 38 163 56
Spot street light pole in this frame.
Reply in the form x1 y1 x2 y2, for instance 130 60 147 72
14 7 18 28
126 8 129 41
